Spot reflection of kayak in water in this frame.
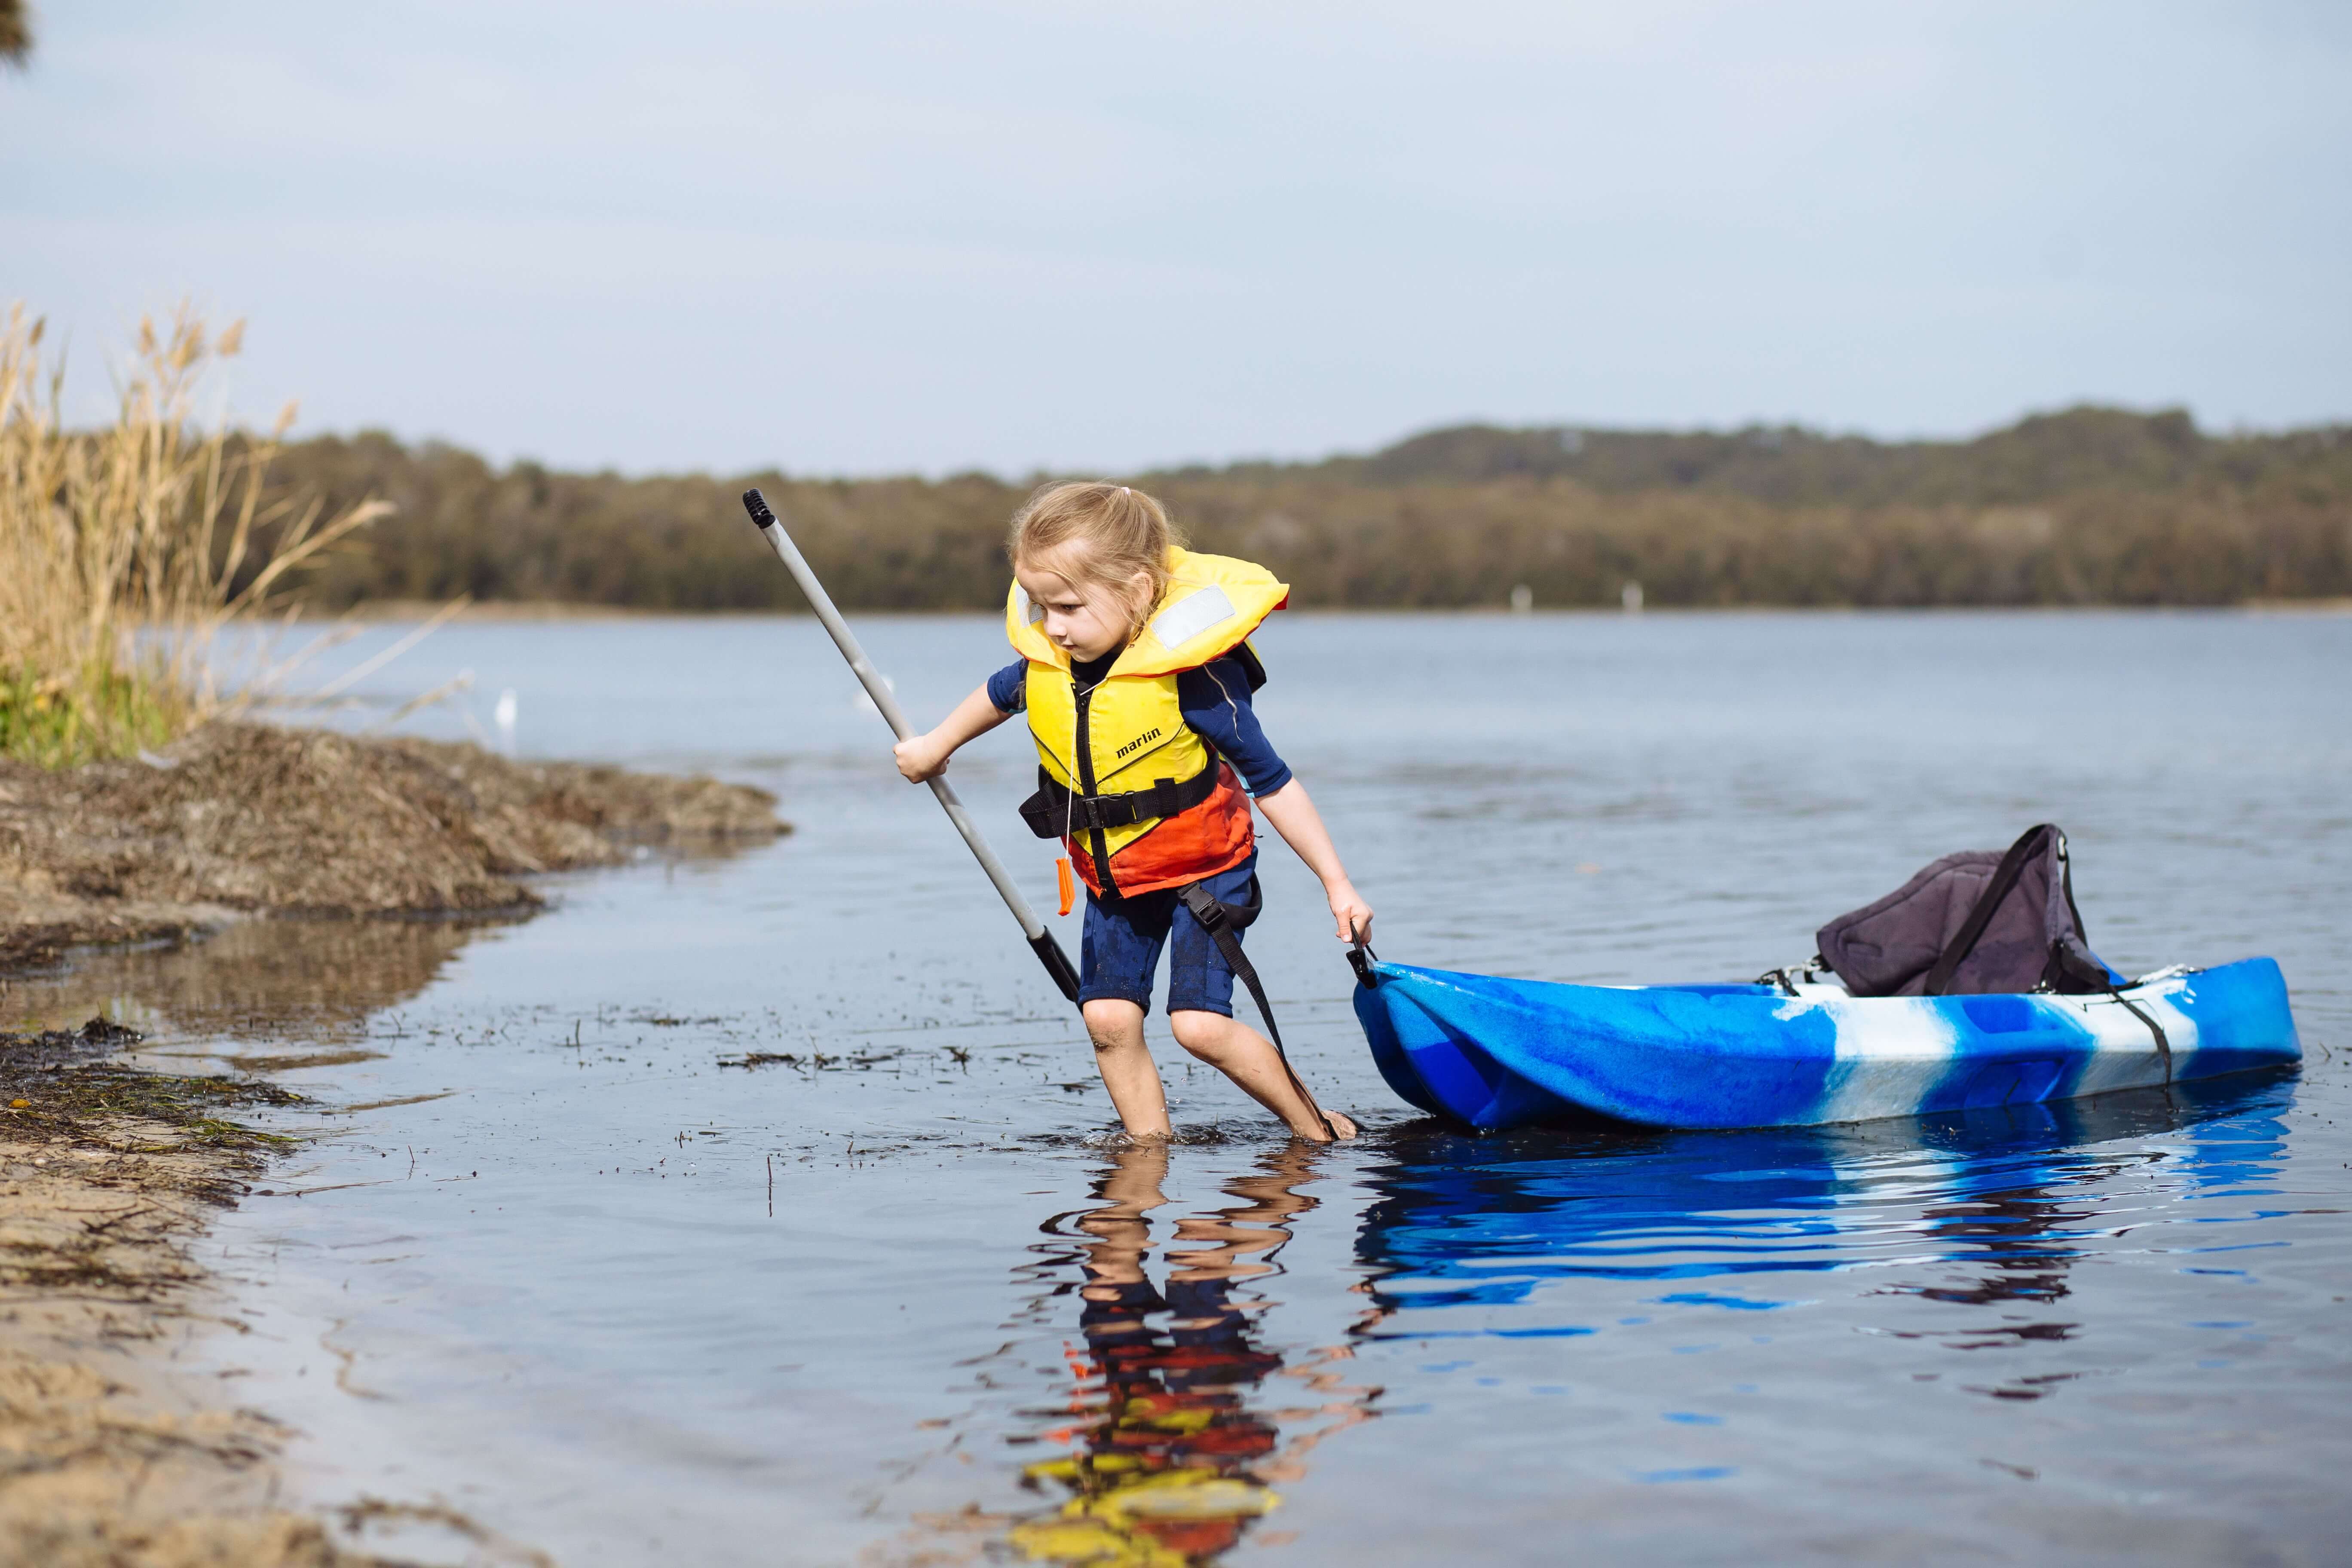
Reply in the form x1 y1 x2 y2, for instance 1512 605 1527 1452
1354 956 2300 1130
1351 1074 2293 1333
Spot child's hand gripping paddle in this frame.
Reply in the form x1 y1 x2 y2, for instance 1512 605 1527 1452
741 488 1083 1006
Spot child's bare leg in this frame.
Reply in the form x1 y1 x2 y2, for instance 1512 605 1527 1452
1168 1010 1357 1142
1082 999 1172 1137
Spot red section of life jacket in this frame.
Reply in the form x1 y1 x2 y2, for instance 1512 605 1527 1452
1066 763 1255 899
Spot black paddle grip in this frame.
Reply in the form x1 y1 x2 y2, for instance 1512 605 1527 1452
1029 932 1083 1004
741 488 778 530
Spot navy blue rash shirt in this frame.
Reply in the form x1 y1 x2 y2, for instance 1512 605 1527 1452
986 655 1293 797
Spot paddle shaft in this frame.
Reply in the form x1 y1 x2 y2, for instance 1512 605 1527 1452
740 488 1082 1005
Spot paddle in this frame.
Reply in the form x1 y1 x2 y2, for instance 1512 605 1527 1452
741 488 1083 1005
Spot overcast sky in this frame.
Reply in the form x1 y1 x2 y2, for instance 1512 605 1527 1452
6 2 2347 475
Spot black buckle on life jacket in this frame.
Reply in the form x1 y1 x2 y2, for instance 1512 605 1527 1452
1017 758 1219 840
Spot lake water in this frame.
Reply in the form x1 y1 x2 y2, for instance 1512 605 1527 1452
16 610 2349 1566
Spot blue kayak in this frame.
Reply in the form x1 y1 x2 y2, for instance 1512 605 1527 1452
1353 957 2301 1130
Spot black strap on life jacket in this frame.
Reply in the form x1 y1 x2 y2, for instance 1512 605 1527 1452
1175 880 1337 1143
1018 755 1221 840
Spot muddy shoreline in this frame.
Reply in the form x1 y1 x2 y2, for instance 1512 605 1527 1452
0 726 786 1563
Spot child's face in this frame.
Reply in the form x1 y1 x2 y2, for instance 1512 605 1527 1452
1016 547 1148 664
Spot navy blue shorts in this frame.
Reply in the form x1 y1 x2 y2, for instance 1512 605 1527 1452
1077 853 1259 1017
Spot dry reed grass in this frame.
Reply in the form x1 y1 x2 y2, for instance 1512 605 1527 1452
0 302 389 767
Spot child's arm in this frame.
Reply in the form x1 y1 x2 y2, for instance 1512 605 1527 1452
895 684 1012 782
1256 780 1374 943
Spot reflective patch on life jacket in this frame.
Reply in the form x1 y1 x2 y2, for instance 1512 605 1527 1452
1013 583 1043 624
1149 585 1235 650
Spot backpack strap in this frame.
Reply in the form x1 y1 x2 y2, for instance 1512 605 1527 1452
1922 824 2053 997
2037 827 2120 992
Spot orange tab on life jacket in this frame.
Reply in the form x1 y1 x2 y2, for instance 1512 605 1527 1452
1055 857 1076 917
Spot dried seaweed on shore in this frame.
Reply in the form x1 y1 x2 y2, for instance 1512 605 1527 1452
0 720 787 971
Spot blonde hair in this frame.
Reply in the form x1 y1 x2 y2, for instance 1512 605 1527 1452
1007 481 1187 642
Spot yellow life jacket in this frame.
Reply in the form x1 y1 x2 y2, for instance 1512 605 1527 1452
1007 549 1289 898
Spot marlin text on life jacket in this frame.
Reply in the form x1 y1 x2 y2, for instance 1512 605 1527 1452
1114 727 1163 760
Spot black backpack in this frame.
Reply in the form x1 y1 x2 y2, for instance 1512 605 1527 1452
1816 824 2123 998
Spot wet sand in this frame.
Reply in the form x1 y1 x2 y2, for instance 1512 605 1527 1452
0 1020 393 1566
0 726 786 1563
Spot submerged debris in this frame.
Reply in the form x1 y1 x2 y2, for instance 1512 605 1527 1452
0 1013 141 1069
1 1017 305 1207
717 1046 907 1072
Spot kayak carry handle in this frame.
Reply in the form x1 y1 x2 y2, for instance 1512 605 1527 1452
1347 920 1378 989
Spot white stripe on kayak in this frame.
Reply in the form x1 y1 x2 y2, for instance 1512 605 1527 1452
1795 995 1962 1124
1790 972 2202 1122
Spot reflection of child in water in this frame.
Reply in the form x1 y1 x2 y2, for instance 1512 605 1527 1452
1009 1143 1374 1566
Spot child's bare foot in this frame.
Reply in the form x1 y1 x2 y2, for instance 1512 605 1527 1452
1302 1109 1358 1142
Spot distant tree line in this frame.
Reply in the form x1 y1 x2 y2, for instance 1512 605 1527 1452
266 406 2352 612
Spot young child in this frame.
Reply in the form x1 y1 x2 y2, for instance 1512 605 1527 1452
894 481 1367 1142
